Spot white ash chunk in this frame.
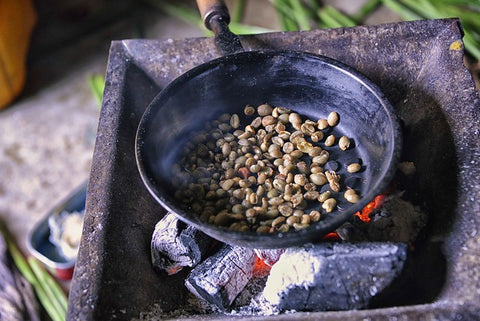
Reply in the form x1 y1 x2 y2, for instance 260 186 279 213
262 243 407 311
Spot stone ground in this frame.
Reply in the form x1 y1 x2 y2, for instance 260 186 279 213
0 0 478 285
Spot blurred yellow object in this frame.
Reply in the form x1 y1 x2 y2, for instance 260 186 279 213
0 0 36 109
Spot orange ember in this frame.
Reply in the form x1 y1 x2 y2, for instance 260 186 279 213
167 266 183 275
253 256 271 276
354 195 386 223
322 232 341 241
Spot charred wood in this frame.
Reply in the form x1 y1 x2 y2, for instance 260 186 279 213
262 242 407 311
185 245 257 311
151 212 213 275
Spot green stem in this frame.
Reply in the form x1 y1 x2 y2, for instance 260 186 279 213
382 0 423 20
2 229 65 321
324 6 356 27
88 75 105 107
317 9 343 28
354 0 382 22
289 0 311 30
464 30 480 60
271 0 299 31
28 257 68 315
232 0 246 23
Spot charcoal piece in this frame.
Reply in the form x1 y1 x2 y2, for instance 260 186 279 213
262 242 407 311
254 249 285 267
151 212 212 275
185 245 256 311
336 195 428 243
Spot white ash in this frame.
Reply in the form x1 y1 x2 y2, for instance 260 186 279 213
262 250 321 306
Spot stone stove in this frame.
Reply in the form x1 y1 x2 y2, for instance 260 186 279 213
67 19 480 320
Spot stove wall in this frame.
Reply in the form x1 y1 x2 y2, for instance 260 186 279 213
67 19 480 320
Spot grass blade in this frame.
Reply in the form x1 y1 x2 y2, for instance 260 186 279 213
354 0 382 22
229 22 274 35
28 257 67 319
1 226 65 321
317 6 357 29
464 30 480 59
289 0 312 30
271 0 299 31
28 257 68 314
382 0 423 21
324 6 357 27
88 74 105 107
232 0 246 23
317 9 343 29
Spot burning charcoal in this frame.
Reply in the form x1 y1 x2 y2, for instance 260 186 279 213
185 245 257 311
151 212 213 275
337 194 428 243
262 243 407 311
254 249 285 267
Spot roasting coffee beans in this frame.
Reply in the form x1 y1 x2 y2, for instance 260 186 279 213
172 104 363 233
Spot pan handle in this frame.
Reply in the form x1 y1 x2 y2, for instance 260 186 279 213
196 0 243 56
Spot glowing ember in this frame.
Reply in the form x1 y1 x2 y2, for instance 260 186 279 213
167 266 183 275
354 195 386 223
253 256 271 276
322 232 341 241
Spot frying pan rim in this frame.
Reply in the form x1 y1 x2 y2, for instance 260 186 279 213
135 49 402 248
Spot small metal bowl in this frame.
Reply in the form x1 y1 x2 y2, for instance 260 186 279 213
27 182 87 280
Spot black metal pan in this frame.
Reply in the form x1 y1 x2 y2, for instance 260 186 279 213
135 0 402 248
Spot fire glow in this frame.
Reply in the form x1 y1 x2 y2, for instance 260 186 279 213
354 195 386 223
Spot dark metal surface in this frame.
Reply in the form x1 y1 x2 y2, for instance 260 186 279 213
68 19 480 320
210 16 243 55
136 50 401 248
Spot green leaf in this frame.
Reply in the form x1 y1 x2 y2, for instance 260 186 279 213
88 75 105 107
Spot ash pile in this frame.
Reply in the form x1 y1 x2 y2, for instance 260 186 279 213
150 184 426 316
